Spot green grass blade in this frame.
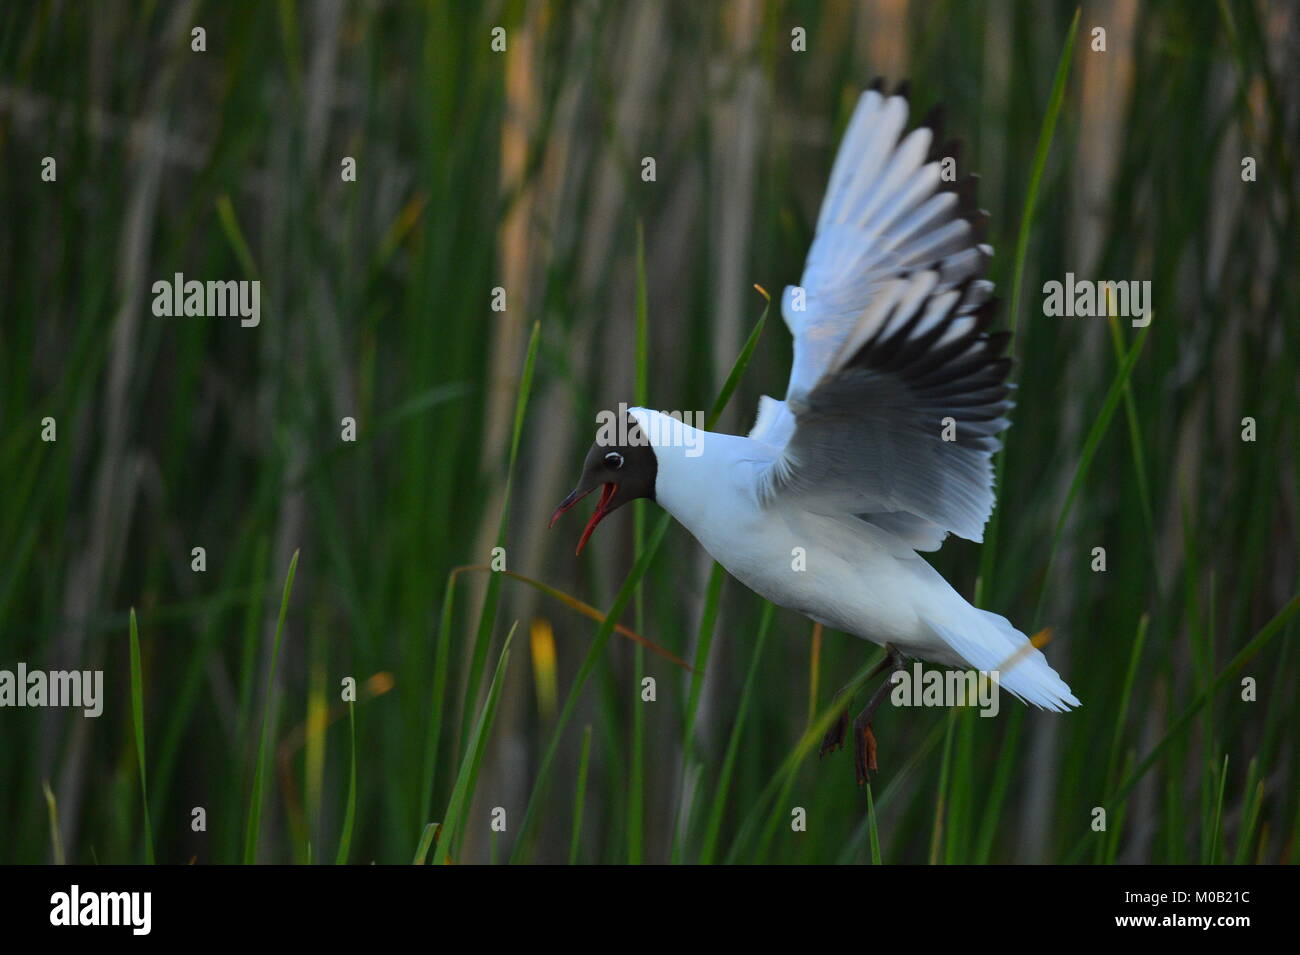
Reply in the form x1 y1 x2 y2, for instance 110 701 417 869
629 222 649 865
1106 615 1149 790
1095 614 1149 862
1032 320 1153 629
243 549 300 864
42 780 65 866
334 702 357 865
683 565 727 748
1106 318 1155 545
1207 753 1229 864
215 195 261 281
866 783 882 865
972 709 1023 864
1007 6 1080 351
420 569 460 826
459 322 542 757
977 6 1081 606
1234 771 1264 866
569 724 593 865
129 608 154 865
412 823 438 865
706 285 770 430
944 709 977 864
698 600 774 864
929 710 957 864
436 624 516 865
671 562 727 862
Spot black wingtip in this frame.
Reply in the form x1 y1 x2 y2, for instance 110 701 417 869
946 173 980 215
983 330 1012 357
975 296 1003 329
919 103 946 138
928 131 959 165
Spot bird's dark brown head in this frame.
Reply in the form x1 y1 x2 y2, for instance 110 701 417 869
550 414 658 555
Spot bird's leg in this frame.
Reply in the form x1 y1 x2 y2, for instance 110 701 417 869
820 648 898 758
819 709 849 757
852 645 904 786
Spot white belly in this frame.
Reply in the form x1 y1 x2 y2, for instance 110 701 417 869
676 492 965 663
641 424 972 665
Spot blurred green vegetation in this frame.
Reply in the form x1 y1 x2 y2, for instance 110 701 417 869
0 0 1296 864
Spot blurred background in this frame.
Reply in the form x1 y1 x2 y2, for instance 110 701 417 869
1 0 1296 864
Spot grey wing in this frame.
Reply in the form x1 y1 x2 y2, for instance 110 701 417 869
758 268 1012 547
778 81 992 401
749 82 996 511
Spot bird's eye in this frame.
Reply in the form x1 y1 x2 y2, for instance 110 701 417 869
604 451 625 470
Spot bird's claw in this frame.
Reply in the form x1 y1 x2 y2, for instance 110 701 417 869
853 722 878 787
819 710 849 757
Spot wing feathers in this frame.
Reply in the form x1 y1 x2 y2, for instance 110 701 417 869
763 268 1013 543
763 84 1007 548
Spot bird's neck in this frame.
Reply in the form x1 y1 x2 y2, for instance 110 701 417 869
627 407 756 534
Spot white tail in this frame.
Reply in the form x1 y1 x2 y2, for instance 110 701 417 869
924 610 1080 712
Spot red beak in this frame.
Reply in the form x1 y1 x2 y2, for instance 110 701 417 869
550 483 618 555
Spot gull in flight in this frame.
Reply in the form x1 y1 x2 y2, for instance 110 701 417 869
552 81 1079 785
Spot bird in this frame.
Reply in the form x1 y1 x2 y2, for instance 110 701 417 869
550 80 1080 786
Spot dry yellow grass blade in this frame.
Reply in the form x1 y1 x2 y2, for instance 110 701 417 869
529 618 560 720
992 626 1054 677
449 565 693 671
276 671 395 835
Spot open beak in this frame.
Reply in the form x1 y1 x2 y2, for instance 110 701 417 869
550 483 619 556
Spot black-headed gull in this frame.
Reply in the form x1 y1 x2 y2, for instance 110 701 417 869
552 81 1079 784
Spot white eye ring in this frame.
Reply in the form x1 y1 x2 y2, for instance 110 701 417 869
605 451 625 469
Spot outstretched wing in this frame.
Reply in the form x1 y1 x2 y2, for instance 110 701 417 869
749 83 1008 548
758 268 1012 545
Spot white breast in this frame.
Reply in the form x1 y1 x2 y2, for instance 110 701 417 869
632 408 960 659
